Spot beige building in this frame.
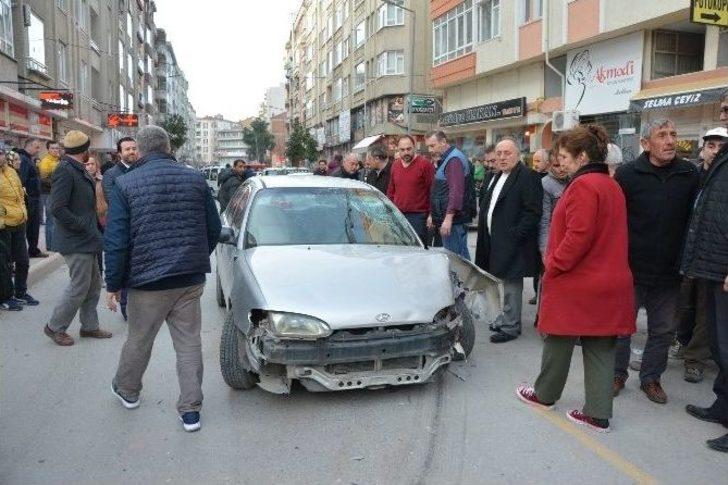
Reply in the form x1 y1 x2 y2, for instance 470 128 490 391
285 0 440 158
0 0 160 151
430 0 728 161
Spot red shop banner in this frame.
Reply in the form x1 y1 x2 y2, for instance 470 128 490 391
9 102 29 134
0 99 7 129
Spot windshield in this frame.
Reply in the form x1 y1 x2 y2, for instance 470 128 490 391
244 187 420 248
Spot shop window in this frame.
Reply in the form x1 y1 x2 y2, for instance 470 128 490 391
652 30 704 80
433 0 473 66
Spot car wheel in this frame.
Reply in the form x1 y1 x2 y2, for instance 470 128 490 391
220 311 258 390
215 272 226 308
453 297 475 361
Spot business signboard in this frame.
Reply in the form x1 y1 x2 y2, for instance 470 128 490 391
439 97 526 127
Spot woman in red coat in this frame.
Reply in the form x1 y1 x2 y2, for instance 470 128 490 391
516 124 635 433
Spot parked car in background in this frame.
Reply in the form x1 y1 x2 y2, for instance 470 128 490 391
215 175 500 394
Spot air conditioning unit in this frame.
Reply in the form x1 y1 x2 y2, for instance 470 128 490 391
552 110 580 132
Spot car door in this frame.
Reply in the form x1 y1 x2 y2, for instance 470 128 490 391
218 184 253 298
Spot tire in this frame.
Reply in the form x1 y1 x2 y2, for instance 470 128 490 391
215 272 226 308
453 297 475 361
220 311 258 390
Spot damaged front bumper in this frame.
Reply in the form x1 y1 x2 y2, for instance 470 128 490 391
252 323 454 392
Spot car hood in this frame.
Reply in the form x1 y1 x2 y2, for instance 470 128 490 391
244 245 454 329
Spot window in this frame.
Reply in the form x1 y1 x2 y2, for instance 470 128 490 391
342 37 349 59
126 12 133 41
127 53 133 82
127 94 133 113
57 0 68 11
335 4 343 30
305 73 314 91
305 99 314 118
333 77 342 102
326 15 334 40
76 0 88 31
334 41 343 66
0 0 12 57
342 75 350 99
521 0 542 24
119 85 125 110
319 59 328 77
58 42 68 83
378 1 404 29
433 0 473 66
147 85 153 104
377 50 404 76
354 62 366 91
651 30 704 80
79 61 88 95
354 21 366 48
477 0 499 41
118 41 124 72
27 11 47 72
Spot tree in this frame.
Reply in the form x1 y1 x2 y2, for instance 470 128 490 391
160 114 188 152
286 119 319 166
243 117 275 162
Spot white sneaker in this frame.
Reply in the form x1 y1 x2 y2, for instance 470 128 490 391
180 412 201 432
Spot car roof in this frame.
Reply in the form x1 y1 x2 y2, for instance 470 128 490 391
255 175 373 190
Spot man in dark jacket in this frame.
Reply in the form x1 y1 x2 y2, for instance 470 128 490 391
475 138 543 343
105 125 221 432
43 131 112 346
683 91 728 453
365 146 391 194
14 138 46 257
332 153 360 179
612 119 699 404
218 159 253 212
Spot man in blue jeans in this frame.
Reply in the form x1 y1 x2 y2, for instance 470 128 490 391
425 131 474 260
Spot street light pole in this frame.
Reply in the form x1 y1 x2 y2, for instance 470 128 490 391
381 0 415 135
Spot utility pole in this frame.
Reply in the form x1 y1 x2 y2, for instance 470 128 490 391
381 0 415 135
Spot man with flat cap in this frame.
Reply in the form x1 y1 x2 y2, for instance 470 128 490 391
44 130 111 346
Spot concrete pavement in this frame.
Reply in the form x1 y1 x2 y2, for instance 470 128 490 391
1 255 728 484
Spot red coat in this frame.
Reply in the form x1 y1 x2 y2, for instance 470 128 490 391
538 169 636 336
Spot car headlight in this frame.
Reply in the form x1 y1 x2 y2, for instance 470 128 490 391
268 312 332 339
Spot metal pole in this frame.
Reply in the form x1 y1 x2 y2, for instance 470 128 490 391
408 8 415 135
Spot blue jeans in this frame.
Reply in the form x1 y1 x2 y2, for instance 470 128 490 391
442 223 470 260
403 212 427 245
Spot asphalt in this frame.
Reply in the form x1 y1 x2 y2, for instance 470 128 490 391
2 243 728 484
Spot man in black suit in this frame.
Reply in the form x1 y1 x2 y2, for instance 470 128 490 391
475 138 543 343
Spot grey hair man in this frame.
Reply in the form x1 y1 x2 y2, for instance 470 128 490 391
105 125 222 432
612 119 699 404
44 130 111 346
333 152 361 180
532 149 550 175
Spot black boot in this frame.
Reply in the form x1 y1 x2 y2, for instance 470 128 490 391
707 433 728 453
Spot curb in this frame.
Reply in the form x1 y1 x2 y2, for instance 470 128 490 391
27 252 64 288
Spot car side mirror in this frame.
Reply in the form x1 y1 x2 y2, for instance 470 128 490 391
219 226 236 245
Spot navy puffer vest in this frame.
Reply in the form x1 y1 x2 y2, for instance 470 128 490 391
115 153 212 288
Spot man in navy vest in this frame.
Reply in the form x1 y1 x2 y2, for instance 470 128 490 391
105 125 221 432
425 131 474 260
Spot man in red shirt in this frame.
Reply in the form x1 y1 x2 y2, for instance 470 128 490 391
387 135 435 244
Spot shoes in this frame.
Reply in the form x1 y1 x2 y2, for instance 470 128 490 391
111 381 140 409
628 359 642 371
685 404 722 424
490 331 518 344
43 325 74 346
14 293 39 306
0 299 23 311
29 252 49 258
613 375 627 397
669 340 685 360
566 410 610 433
515 385 554 410
707 433 728 453
684 367 704 383
640 381 667 404
180 412 201 432
80 328 112 338
528 296 537 305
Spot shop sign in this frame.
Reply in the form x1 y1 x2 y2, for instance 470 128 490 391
565 32 643 116
38 114 52 139
107 113 139 128
8 103 29 134
690 0 728 27
388 97 405 124
0 99 7 129
439 97 526 127
339 110 351 143
409 96 437 114
40 91 74 110
629 87 726 112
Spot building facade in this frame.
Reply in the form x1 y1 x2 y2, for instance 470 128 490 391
285 0 441 159
430 0 728 161
194 114 248 165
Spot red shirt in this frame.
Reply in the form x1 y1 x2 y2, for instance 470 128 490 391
387 155 435 214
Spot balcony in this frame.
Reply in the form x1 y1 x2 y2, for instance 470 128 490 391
26 57 49 77
89 39 100 55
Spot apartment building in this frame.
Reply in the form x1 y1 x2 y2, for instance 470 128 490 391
155 28 196 162
0 0 159 151
285 0 440 158
195 115 248 165
431 0 728 160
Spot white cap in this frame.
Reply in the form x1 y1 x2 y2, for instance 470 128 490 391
703 127 728 141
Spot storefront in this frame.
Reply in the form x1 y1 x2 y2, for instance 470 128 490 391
0 90 56 146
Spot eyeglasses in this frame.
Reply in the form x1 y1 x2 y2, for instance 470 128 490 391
486 159 497 164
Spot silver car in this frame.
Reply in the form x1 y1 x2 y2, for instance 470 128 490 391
215 175 500 394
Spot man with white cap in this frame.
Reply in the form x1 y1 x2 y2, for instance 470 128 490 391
44 130 111 346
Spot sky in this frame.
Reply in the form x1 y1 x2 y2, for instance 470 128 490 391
154 0 301 121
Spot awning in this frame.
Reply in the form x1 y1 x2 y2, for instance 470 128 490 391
630 82 727 112
352 134 383 151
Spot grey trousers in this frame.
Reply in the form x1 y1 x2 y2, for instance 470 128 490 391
114 284 205 414
48 253 101 332
493 278 523 336
615 284 680 384
535 335 617 420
